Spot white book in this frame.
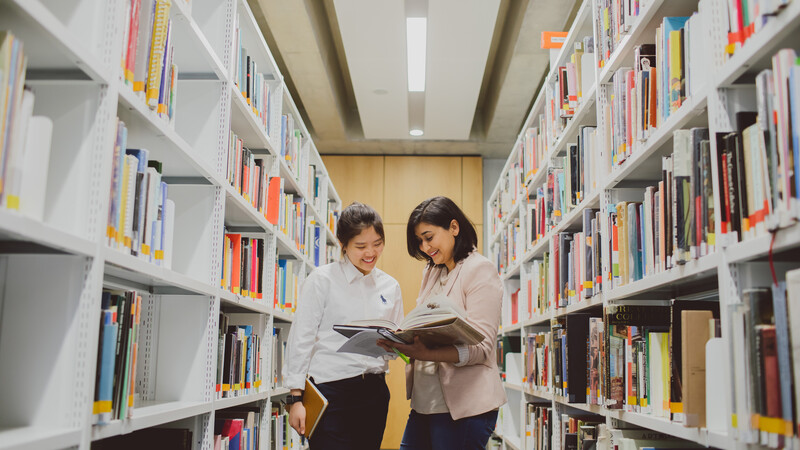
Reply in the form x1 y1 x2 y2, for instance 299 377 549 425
19 115 53 221
163 198 175 269
133 0 156 96
142 167 160 262
4 88 34 211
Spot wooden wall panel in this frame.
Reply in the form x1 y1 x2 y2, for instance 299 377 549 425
321 155 385 213
461 156 483 225
383 157 463 225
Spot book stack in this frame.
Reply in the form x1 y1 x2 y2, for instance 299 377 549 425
593 0 644 69
280 114 309 181
216 314 263 400
221 233 264 300
721 0 792 57
557 415 603 450
106 122 175 268
214 407 263 450
524 331 552 393
0 32 54 220
525 403 554 450
519 256 550 321
729 275 800 446
227 131 277 216
274 258 299 314
234 14 273 136
603 11 708 168
490 160 523 241
271 403 301 449
93 289 143 425
542 36 595 146
121 0 178 124
521 126 546 188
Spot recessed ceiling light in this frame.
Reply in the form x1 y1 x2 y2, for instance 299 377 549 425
409 129 424 136
406 18 427 92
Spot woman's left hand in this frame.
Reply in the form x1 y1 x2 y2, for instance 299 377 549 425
377 336 430 361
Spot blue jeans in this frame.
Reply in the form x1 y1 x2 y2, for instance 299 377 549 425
399 409 498 450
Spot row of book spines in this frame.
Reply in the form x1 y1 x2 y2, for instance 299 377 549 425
221 234 263 298
594 0 642 66
121 0 177 117
274 259 298 312
217 325 263 397
93 290 142 423
106 123 174 267
724 0 791 55
521 126 547 186
234 24 272 128
0 41 56 221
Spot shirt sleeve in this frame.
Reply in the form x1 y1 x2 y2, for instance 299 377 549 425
390 282 405 326
460 258 504 366
454 344 470 367
283 272 326 390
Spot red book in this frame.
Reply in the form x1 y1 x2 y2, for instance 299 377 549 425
226 234 242 295
265 177 281 225
761 326 782 418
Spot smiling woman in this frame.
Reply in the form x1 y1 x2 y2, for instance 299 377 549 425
390 196 505 450
283 202 404 449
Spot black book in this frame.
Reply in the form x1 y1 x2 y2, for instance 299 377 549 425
566 313 590 403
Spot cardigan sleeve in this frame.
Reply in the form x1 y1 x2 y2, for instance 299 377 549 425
460 256 504 366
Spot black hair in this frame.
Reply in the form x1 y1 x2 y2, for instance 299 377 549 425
337 202 385 254
406 196 478 266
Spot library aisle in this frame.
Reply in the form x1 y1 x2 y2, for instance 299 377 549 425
0 0 339 448
489 0 800 449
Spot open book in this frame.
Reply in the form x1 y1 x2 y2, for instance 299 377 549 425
334 295 484 357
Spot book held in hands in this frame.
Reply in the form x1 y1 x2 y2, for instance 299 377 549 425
334 296 484 358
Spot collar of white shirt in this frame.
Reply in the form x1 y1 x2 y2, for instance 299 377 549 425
340 256 374 283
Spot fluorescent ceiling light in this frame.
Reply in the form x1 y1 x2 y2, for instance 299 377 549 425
406 18 427 92
409 129 424 136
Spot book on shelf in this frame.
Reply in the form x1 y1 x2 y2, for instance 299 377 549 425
93 289 143 424
334 295 483 358
215 406 262 450
216 314 263 399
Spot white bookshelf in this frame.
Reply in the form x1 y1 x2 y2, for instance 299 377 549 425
488 0 800 449
0 0 341 449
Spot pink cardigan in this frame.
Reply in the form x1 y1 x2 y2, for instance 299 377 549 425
405 250 507 420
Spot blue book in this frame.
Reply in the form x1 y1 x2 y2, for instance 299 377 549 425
661 17 690 120
771 282 794 427
97 311 118 424
277 259 287 307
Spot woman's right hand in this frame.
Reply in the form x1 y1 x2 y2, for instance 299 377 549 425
288 402 306 436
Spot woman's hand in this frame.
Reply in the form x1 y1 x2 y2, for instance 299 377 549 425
377 336 431 361
288 402 306 436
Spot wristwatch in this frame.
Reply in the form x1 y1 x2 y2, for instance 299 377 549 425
285 394 303 405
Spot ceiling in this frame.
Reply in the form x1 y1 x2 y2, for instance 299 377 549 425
248 0 579 158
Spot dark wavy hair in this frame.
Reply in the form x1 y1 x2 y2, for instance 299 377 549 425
337 202 385 254
406 196 478 266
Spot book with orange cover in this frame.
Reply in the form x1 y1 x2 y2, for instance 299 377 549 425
303 378 328 438
266 177 281 225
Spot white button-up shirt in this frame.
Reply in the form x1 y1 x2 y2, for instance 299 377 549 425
283 257 404 389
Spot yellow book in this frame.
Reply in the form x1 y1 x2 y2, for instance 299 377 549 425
118 157 131 247
617 202 628 286
303 378 329 438
146 0 171 109
668 29 683 113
